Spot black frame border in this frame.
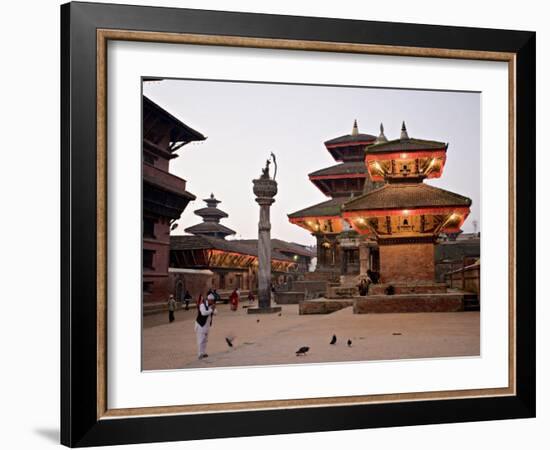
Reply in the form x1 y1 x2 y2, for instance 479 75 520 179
61 2 535 447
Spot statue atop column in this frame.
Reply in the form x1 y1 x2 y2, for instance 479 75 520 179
248 153 281 314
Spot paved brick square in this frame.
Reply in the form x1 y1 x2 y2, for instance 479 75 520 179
142 301 480 370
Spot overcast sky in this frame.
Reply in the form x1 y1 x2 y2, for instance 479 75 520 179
144 79 480 247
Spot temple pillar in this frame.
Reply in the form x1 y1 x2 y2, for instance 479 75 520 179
359 242 370 276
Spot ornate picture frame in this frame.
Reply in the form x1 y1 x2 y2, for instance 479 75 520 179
61 2 535 446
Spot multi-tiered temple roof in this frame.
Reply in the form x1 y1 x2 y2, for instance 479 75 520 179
342 122 471 241
184 193 236 239
289 120 381 234
365 122 448 182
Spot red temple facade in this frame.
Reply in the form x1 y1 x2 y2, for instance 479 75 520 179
342 121 471 284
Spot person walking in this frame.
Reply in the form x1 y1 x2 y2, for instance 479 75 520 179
167 294 176 323
229 288 239 311
183 290 192 310
213 289 221 303
194 293 217 359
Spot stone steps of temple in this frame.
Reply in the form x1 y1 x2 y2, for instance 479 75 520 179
290 280 328 299
326 284 359 299
303 271 340 282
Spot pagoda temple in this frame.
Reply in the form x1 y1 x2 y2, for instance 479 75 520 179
184 193 236 239
342 121 472 285
288 120 383 276
169 193 314 299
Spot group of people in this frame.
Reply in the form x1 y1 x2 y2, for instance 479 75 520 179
228 288 257 310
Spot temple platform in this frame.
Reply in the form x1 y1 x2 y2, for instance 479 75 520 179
299 298 354 315
353 292 464 314
369 282 448 295
300 290 468 315
291 280 328 298
247 306 282 314
275 291 305 304
326 284 358 299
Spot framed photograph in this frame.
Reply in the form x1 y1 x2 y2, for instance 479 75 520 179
61 1 536 447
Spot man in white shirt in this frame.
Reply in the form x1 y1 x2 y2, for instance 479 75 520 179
194 293 217 360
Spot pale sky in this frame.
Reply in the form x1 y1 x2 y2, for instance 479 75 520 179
144 79 480 247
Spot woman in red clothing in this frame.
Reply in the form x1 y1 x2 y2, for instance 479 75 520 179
229 288 239 311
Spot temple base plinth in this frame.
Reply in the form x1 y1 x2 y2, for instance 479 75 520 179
247 306 282 314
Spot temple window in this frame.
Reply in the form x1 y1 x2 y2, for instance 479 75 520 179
143 282 154 294
143 249 155 269
143 217 156 238
143 152 156 165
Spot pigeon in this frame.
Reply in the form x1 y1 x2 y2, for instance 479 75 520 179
278 313 282 317
330 335 337 345
296 346 310 356
225 337 234 347
347 339 352 347
256 319 260 323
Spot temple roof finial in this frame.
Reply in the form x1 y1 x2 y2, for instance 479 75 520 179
204 193 221 208
375 122 388 144
351 119 359 136
400 121 409 140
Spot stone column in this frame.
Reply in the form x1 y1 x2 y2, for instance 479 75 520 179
359 242 370 276
248 173 282 314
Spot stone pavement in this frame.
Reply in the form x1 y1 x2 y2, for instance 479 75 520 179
142 301 480 370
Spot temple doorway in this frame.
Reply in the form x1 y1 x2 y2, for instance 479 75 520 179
175 280 184 301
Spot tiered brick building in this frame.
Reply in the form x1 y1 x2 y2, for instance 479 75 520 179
142 96 206 302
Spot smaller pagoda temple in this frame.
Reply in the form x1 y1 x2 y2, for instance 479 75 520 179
184 193 236 239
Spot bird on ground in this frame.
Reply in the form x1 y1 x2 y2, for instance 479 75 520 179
296 346 310 356
278 313 282 317
256 319 260 323
347 339 352 347
225 337 234 347
330 335 337 345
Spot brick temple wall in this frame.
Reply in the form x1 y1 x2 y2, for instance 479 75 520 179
379 242 435 283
